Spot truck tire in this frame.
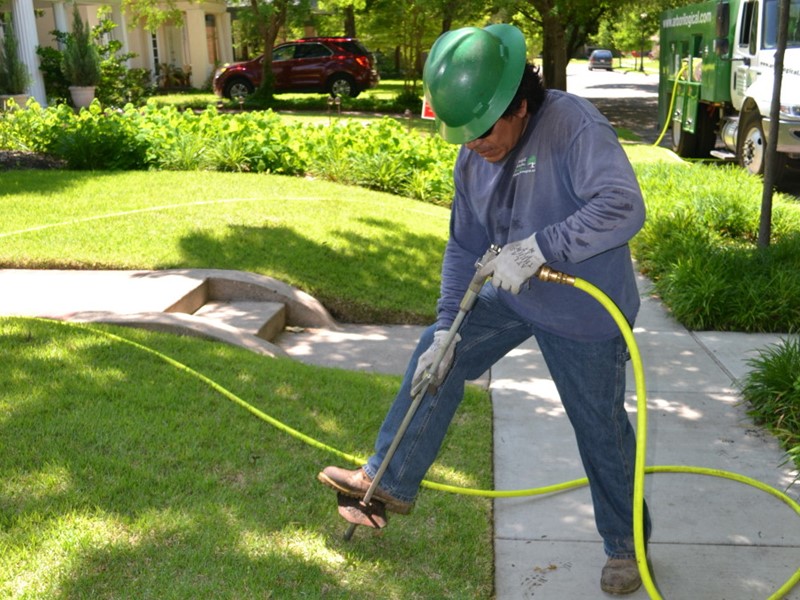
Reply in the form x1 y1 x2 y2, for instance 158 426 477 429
694 108 718 157
671 107 717 158
671 118 698 157
738 110 788 182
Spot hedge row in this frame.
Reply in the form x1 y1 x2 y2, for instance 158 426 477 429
0 100 458 206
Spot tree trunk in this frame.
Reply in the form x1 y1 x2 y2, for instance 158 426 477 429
759 0 790 246
540 12 568 90
343 5 356 38
252 0 288 100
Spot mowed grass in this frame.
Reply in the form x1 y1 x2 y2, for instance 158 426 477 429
0 170 450 324
0 318 493 599
0 169 497 598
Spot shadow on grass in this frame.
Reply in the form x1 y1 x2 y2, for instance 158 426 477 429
176 216 445 324
0 169 135 198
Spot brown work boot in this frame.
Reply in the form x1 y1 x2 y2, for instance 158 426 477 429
317 466 413 515
600 558 641 595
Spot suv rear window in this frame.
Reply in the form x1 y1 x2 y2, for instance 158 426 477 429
334 40 370 55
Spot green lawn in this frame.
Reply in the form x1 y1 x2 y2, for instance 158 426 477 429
0 170 449 324
1 318 493 599
0 162 496 598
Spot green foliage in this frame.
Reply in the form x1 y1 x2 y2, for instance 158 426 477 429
301 118 455 202
36 45 70 104
61 5 102 87
92 12 153 106
0 102 456 203
6 101 148 169
631 161 800 332
39 14 153 109
741 337 800 474
0 15 30 94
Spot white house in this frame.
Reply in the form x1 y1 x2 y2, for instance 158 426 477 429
2 0 234 106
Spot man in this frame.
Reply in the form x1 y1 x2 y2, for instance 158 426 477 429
318 23 651 595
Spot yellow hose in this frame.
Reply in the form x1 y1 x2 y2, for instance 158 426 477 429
654 61 688 148
26 295 800 598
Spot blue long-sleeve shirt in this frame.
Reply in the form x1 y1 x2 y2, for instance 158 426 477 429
437 89 645 341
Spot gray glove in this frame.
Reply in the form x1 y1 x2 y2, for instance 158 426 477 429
477 233 545 294
412 330 461 390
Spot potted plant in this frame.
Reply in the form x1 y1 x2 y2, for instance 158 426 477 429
0 14 31 110
61 4 101 108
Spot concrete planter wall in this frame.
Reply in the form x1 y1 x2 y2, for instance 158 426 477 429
0 93 29 110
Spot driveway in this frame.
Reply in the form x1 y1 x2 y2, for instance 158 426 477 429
567 62 662 145
567 61 800 195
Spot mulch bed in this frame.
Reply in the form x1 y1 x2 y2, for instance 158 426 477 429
0 150 66 171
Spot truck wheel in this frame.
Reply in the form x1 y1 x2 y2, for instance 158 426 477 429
738 111 788 180
694 108 718 157
671 108 717 158
671 118 698 157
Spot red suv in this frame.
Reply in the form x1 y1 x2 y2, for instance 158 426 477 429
213 37 379 100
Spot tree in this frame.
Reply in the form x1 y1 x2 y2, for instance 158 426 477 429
250 0 290 100
122 0 184 32
504 0 613 90
759 0 791 247
362 0 487 90
318 0 368 37
362 0 438 88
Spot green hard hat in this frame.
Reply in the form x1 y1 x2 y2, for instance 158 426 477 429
423 24 526 144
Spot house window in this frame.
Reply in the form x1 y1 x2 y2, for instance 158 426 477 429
151 32 160 65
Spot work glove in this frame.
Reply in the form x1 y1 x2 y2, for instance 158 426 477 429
477 233 545 294
412 330 461 391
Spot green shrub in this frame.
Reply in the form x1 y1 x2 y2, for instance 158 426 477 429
740 337 800 472
632 161 800 332
0 15 31 94
61 5 101 88
35 45 70 105
44 102 148 169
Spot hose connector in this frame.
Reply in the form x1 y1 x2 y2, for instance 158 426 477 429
535 265 576 286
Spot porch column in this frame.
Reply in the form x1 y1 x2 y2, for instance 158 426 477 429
218 11 232 64
12 0 46 106
110 2 131 67
183 8 207 89
53 1 67 40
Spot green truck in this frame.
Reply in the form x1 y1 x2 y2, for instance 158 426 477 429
658 0 800 180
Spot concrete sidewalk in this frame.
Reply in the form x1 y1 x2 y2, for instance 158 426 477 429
279 273 800 599
1 269 798 598
490 275 800 599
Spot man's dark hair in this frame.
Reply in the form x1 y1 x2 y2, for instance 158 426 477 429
502 63 547 118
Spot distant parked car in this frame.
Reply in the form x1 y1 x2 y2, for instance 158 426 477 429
588 49 614 71
213 37 380 100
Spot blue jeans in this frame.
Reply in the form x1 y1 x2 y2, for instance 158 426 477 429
364 283 651 559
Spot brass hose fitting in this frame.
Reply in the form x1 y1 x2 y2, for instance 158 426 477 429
535 265 576 286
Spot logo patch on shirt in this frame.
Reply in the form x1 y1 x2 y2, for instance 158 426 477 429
513 154 537 177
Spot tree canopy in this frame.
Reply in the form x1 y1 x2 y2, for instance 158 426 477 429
218 0 680 98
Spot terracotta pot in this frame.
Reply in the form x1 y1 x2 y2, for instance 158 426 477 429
69 85 96 109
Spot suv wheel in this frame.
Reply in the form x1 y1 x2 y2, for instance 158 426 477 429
224 78 255 100
328 74 359 98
